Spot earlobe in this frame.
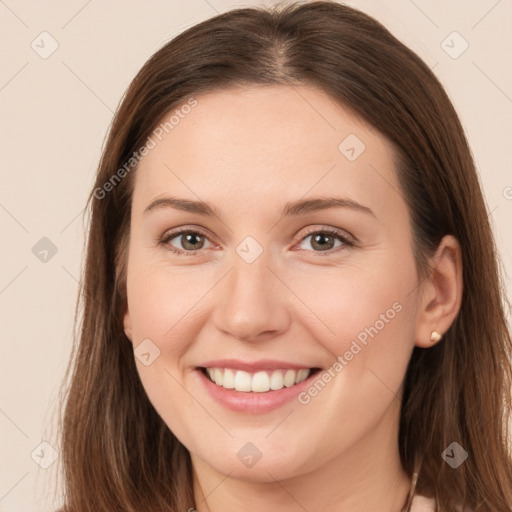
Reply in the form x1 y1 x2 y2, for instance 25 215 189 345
123 305 133 343
414 235 463 348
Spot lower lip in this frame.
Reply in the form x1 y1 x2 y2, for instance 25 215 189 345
195 368 320 414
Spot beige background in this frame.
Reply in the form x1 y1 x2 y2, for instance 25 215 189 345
0 1 511 510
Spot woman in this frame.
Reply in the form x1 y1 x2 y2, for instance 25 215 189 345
56 1 512 511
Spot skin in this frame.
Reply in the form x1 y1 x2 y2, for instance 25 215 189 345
123 84 463 512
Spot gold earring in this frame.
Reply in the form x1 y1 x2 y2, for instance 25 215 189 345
430 330 442 343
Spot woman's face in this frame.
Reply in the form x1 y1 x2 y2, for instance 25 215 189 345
123 85 422 483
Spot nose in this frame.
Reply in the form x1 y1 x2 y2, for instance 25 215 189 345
212 251 292 342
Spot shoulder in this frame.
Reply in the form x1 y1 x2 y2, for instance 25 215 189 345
410 494 436 511
410 494 474 512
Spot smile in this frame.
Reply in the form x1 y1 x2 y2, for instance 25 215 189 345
195 359 323 413
201 367 320 392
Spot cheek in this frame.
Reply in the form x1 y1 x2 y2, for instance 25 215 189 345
125 260 216 446
281 254 418 453
288 250 419 418
126 258 214 348
125 259 221 422
287 249 418 355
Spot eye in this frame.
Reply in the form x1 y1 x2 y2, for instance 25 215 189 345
158 226 355 257
159 227 214 255
295 227 355 255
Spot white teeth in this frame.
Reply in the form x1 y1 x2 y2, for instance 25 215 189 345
296 369 310 383
269 370 284 390
204 367 313 392
213 368 223 386
283 369 296 388
234 370 252 392
222 368 235 389
251 371 270 393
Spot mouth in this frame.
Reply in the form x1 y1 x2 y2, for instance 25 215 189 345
198 366 323 393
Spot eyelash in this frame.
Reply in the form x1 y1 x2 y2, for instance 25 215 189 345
158 226 355 257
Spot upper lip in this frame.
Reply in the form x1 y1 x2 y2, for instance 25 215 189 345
197 359 320 372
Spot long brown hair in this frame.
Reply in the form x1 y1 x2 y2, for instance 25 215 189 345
55 1 512 510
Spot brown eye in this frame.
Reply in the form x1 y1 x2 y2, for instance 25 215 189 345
307 233 338 251
177 232 206 251
297 228 354 255
160 229 213 254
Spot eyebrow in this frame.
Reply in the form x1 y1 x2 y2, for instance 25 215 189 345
143 195 376 218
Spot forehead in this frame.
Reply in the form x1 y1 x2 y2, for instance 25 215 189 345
132 84 403 220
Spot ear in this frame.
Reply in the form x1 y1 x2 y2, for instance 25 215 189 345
123 303 133 343
414 234 463 348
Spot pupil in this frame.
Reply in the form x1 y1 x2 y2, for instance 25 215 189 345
313 234 333 251
184 233 203 250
